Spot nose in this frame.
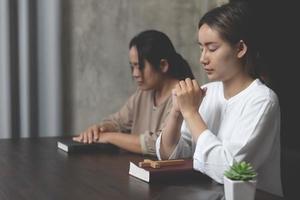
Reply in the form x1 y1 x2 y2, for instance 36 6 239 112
200 49 208 65
132 66 141 78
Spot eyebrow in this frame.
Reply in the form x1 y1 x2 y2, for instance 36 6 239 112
129 62 139 67
198 41 217 46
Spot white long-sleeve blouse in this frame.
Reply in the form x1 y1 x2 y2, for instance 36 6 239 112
156 79 282 196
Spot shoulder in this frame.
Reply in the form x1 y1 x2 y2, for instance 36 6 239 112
248 79 279 106
240 80 280 117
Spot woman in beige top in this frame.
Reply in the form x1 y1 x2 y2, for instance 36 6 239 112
73 30 194 156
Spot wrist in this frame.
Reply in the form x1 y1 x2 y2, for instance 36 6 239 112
101 132 114 143
183 112 207 141
182 111 199 121
170 109 183 120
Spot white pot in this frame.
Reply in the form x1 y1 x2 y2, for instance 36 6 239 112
224 176 257 200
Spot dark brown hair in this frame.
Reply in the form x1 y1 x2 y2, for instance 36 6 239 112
198 2 267 83
129 30 194 80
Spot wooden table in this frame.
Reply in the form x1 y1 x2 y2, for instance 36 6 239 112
0 137 284 200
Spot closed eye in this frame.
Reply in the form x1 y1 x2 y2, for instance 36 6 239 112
207 44 218 52
130 62 139 68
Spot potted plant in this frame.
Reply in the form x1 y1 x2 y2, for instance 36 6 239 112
224 161 257 200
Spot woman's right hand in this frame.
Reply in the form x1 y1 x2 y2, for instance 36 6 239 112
73 124 109 143
174 78 206 119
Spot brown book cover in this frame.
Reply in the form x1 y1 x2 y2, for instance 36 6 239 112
129 159 203 183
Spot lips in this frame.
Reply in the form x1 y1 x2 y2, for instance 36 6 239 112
204 68 214 73
136 81 143 85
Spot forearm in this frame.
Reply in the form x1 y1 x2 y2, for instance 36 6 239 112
105 132 142 154
160 110 184 159
184 112 207 142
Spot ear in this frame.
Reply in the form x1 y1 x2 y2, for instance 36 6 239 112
236 40 247 58
160 59 169 73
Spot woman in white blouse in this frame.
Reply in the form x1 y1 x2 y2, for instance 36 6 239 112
156 1 282 197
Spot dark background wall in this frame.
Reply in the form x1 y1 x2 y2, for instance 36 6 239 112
241 0 300 199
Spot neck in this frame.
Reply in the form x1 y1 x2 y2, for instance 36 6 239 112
154 78 178 106
223 74 254 100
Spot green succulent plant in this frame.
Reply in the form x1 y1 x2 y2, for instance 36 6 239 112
224 161 257 181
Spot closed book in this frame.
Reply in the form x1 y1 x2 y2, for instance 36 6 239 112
57 139 119 153
129 159 202 183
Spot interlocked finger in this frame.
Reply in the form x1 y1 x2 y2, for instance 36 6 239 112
185 78 193 93
179 80 187 93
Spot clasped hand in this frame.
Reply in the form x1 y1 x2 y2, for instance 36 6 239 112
172 78 206 118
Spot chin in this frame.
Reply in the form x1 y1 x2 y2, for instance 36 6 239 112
207 76 215 81
138 85 152 91
207 74 219 81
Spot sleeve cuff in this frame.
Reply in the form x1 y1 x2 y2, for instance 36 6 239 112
155 133 186 160
139 131 157 156
139 134 148 154
155 134 163 160
193 129 214 173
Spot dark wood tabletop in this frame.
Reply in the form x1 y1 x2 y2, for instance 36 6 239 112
0 137 284 200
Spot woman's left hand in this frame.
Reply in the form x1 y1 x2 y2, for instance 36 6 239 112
174 78 206 119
